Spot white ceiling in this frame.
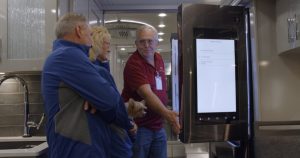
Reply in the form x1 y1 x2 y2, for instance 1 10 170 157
97 0 222 10
103 11 177 62
92 0 249 63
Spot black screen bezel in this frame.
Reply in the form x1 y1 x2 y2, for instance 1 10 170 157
194 28 239 124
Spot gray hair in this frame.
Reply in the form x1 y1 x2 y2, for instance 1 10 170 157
55 13 87 39
136 25 158 41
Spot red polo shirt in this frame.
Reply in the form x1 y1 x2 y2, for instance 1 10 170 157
121 50 168 131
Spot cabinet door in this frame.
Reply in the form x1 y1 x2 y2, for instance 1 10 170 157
276 0 300 54
0 0 56 72
276 0 290 54
294 0 300 48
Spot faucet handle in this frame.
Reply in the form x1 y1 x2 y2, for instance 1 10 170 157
27 113 45 130
27 121 38 128
36 113 45 130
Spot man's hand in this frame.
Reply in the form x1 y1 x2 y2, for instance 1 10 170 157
83 101 97 114
165 110 180 135
127 98 147 118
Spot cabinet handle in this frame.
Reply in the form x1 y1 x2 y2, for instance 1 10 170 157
287 14 298 43
287 17 295 43
0 38 2 62
296 22 299 40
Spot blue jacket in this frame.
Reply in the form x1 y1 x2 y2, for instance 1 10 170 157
93 59 133 158
93 59 110 72
42 39 132 158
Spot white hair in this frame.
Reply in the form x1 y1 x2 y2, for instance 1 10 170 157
55 13 87 39
136 25 158 41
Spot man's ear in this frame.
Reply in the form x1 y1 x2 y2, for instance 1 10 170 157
75 25 81 38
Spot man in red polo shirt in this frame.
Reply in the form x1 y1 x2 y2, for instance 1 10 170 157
121 25 180 158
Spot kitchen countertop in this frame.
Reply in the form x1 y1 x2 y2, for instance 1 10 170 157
0 136 48 157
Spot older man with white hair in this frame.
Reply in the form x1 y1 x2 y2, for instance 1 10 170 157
122 25 181 158
42 13 132 158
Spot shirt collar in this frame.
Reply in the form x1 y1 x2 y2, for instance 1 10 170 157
53 39 91 56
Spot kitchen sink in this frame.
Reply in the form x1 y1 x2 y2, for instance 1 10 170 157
0 141 45 150
0 137 48 157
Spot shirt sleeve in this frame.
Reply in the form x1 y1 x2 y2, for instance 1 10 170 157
94 65 132 130
55 48 119 123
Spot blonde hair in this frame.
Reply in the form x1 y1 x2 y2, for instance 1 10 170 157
89 26 111 61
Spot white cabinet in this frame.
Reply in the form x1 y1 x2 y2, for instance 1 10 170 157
0 0 56 72
0 0 102 72
276 0 300 54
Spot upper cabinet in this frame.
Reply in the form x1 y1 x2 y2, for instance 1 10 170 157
0 0 57 72
276 0 300 54
0 0 102 72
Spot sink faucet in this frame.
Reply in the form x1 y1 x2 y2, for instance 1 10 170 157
0 74 31 137
27 113 45 130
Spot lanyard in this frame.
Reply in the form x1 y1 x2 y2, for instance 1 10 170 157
155 71 162 90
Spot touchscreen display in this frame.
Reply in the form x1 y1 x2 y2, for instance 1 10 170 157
196 39 236 113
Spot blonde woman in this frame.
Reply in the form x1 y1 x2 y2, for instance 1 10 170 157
89 26 111 71
87 26 146 158
89 26 145 118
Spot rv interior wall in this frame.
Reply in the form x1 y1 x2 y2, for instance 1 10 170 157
251 0 300 157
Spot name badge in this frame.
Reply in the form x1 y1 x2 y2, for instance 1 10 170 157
155 73 162 90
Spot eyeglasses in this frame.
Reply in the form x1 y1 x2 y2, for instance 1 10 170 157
137 39 157 45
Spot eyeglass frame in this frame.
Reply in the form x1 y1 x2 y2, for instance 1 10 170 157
136 38 158 45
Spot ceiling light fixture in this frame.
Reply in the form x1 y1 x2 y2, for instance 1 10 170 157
158 32 165 35
120 19 154 28
104 20 118 23
103 19 154 28
51 9 56 13
158 38 164 42
158 13 167 17
120 48 126 51
89 20 98 25
158 24 165 28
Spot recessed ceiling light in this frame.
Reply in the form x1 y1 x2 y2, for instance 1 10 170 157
120 48 126 51
158 13 167 17
51 9 56 13
158 38 164 42
89 20 97 24
158 24 165 28
259 60 269 67
158 32 165 35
